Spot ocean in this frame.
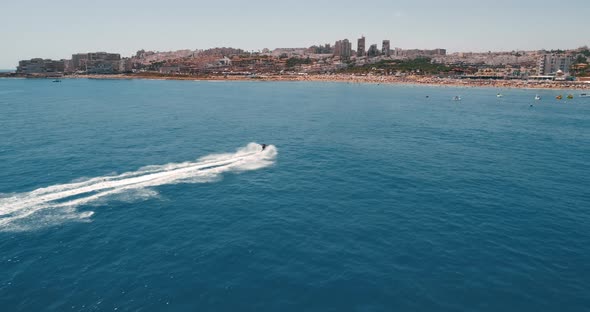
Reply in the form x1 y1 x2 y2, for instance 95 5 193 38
1 78 589 311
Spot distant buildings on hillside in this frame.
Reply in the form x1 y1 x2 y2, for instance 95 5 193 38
357 37 366 57
367 44 379 58
334 39 352 59
382 40 391 56
334 36 426 59
13 39 589 80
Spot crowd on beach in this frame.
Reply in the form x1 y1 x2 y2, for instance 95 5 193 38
282 74 590 90
75 73 590 90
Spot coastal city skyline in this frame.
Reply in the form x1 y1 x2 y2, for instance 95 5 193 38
4 40 588 71
9 39 589 85
1 0 590 69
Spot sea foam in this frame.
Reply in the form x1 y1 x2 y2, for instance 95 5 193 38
0 143 276 232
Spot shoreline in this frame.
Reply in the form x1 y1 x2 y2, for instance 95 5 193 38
5 73 590 90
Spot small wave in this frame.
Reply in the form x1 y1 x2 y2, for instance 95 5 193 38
0 89 25 94
0 143 277 232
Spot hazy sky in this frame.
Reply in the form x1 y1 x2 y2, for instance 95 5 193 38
1 0 589 68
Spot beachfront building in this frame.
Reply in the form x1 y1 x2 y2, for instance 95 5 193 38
382 40 391 56
86 52 121 74
538 53 575 76
71 53 88 72
357 37 366 57
159 66 181 74
119 57 133 73
16 58 65 74
70 52 121 73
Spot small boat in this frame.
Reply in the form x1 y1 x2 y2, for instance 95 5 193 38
556 95 563 100
497 93 503 98
453 96 462 101
52 79 61 82
567 94 574 100
535 95 541 101
580 93 589 98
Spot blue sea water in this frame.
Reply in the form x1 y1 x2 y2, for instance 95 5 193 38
1 78 589 311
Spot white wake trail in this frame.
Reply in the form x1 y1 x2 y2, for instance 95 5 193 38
0 143 277 232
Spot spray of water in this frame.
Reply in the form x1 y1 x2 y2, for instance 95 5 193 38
0 143 277 232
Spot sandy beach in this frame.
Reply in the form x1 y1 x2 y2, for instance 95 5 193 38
66 73 590 90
